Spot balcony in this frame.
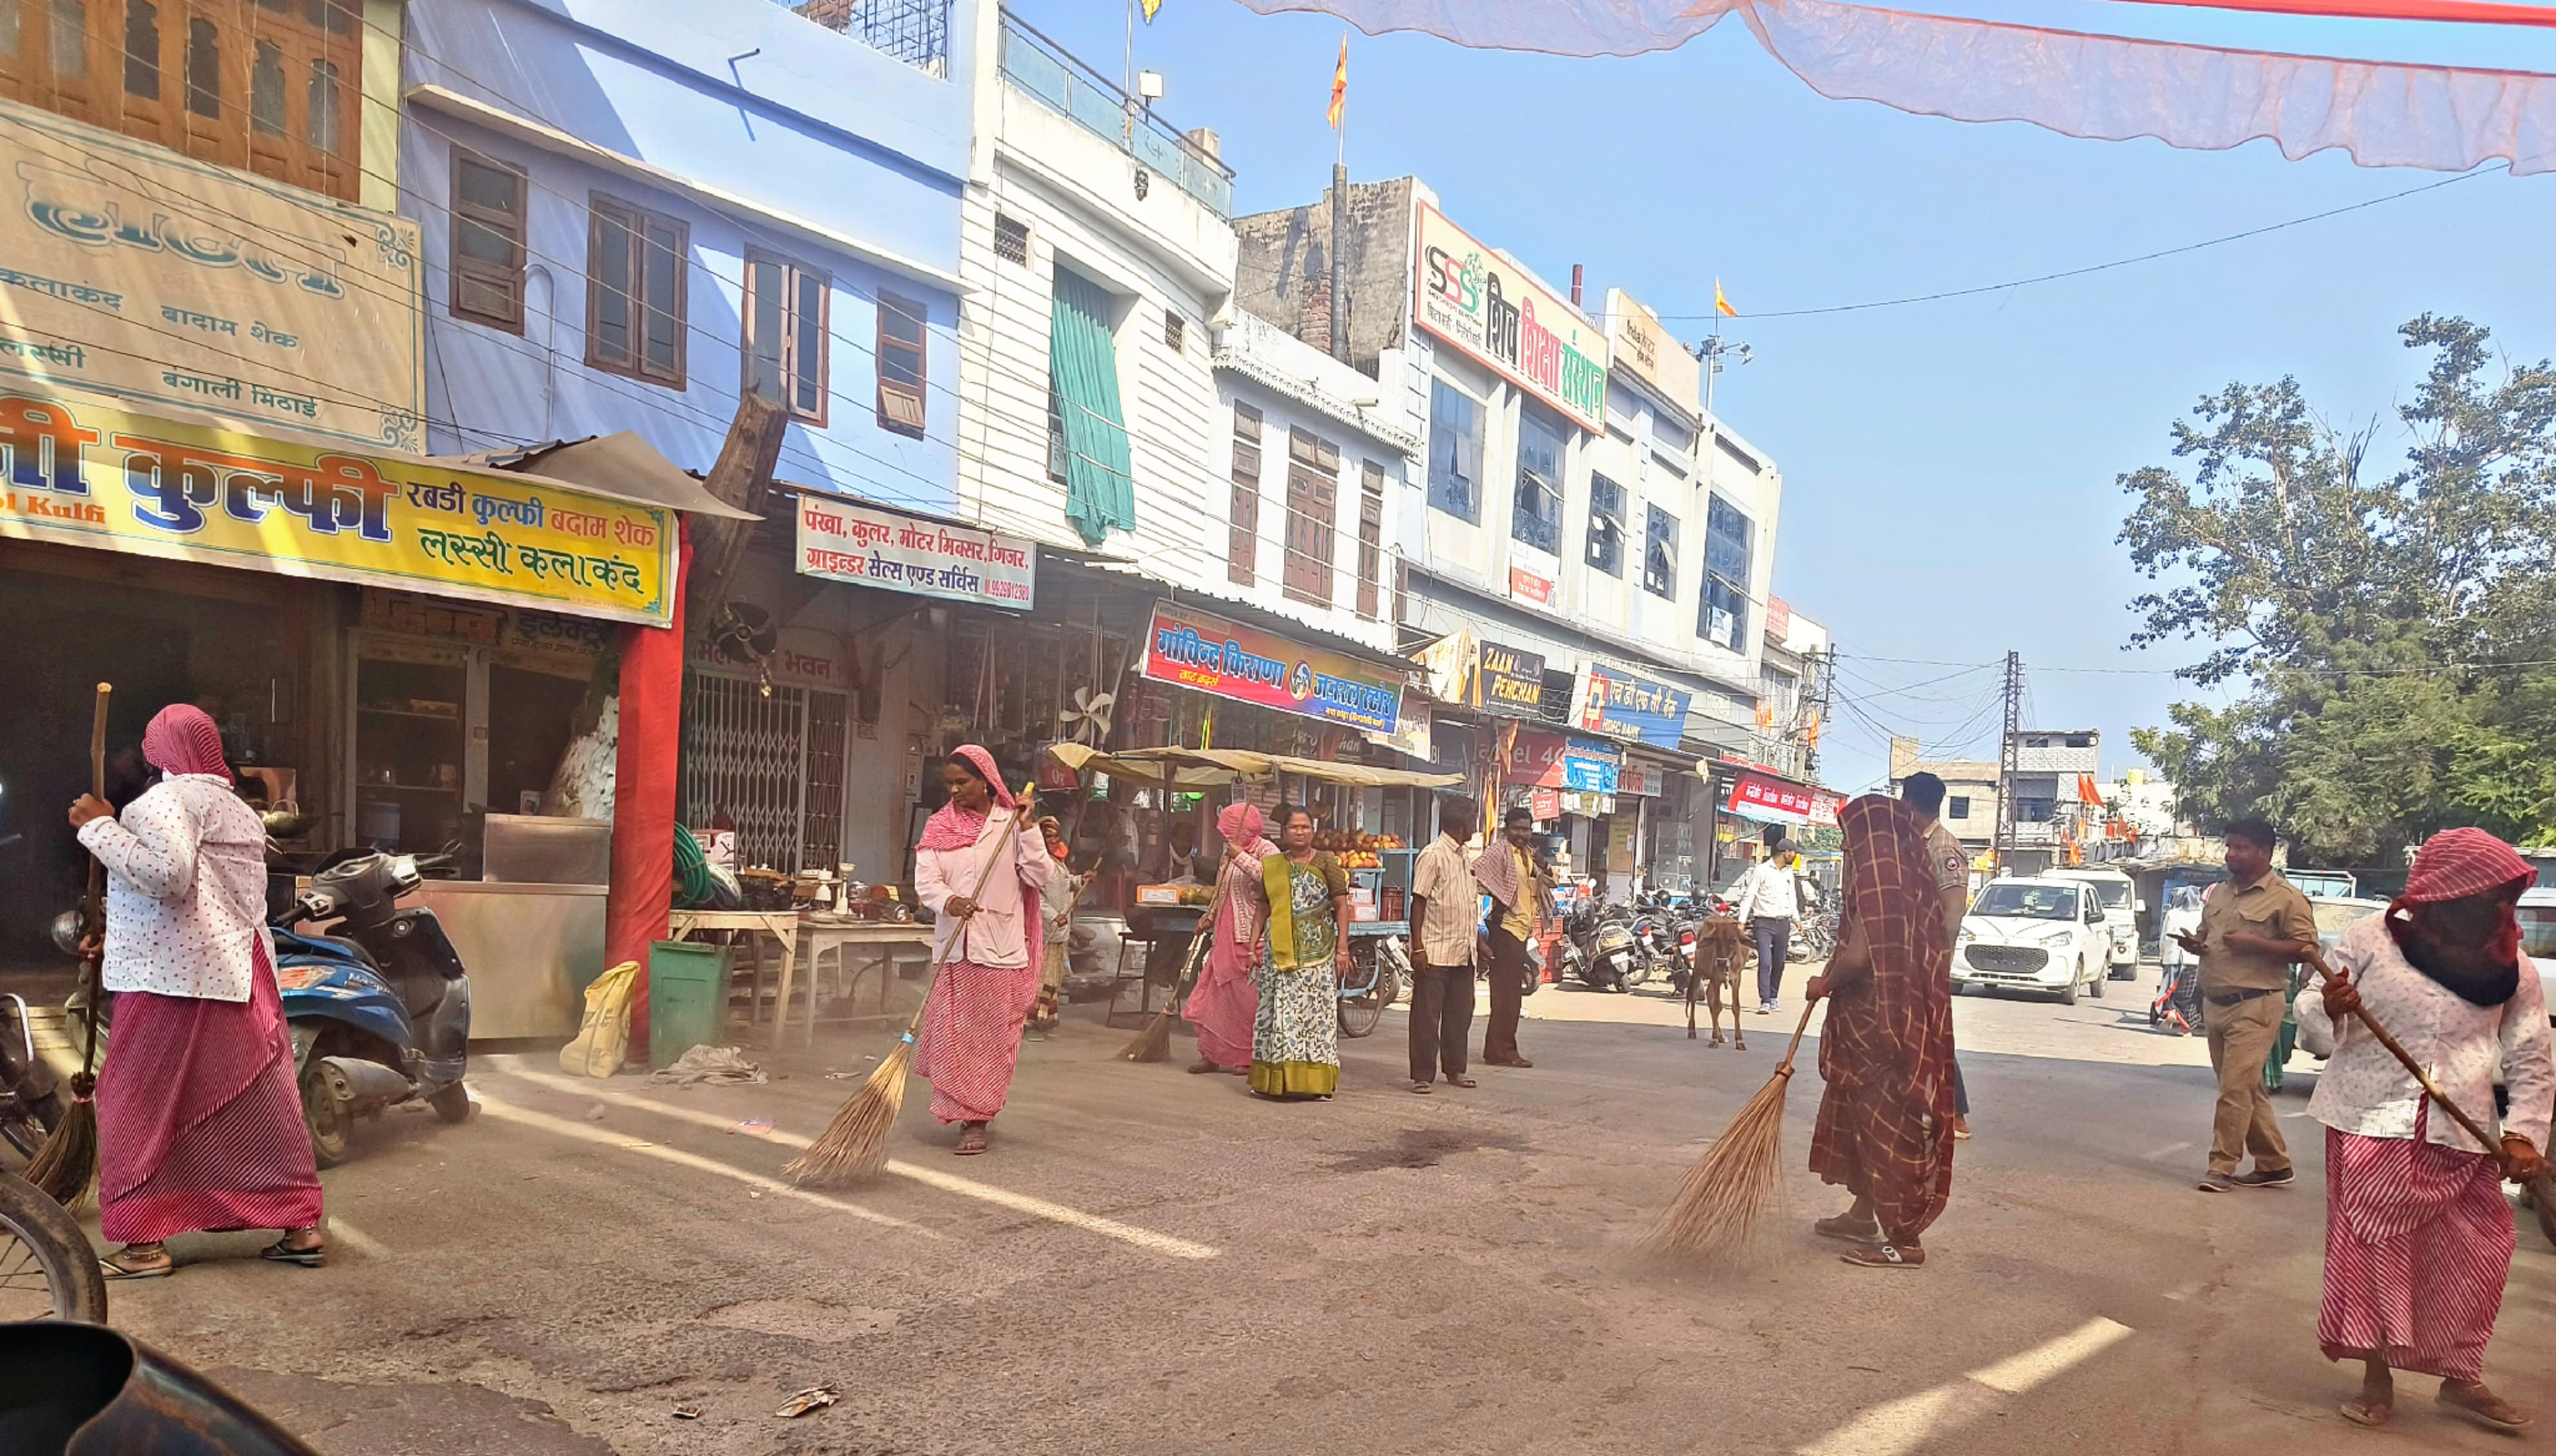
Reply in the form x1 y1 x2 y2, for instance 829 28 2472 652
998 13 1235 217
785 0 953 76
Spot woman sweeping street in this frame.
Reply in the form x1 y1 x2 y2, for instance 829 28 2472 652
67 703 323 1279
1185 801 1275 1075
2302 828 2552 1433
911 747 1049 1156
1248 806 1350 1099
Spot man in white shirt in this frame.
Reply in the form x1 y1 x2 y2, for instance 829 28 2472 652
2301 828 2549 1433
1406 798 1482 1094
1734 840 1803 1013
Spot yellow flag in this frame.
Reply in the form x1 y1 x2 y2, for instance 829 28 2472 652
1141 0 1162 19
1714 280 1738 318
1328 35 1348 129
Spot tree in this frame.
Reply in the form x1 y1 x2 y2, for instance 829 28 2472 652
2120 316 2556 865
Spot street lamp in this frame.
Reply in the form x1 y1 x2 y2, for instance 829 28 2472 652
1695 333 1752 414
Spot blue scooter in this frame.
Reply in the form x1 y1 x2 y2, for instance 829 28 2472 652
270 852 472 1167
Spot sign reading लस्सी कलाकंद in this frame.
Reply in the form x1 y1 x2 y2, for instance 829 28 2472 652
1139 601 1405 734
794 494 1036 610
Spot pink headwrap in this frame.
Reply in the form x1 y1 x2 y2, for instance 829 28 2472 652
917 745 1014 852
1216 800 1265 851
2399 828 2535 905
141 703 232 782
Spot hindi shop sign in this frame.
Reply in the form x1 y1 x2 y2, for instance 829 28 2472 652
0 98 424 451
0 391 673 624
794 496 1036 610
1413 205 1607 433
1140 601 1405 734
1724 769 1843 827
1572 661 1692 748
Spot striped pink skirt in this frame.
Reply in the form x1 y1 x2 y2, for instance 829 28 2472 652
2318 1111 2513 1382
96 939 323 1244
912 957 1041 1125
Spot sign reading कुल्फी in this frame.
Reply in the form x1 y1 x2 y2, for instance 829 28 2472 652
0 98 424 451
0 391 674 624
794 494 1036 610
1572 661 1693 748
1473 639 1546 715
1139 601 1406 734
1413 205 1608 433
1603 288 1701 416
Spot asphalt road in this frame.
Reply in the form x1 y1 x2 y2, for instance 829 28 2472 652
79 965 2556 1455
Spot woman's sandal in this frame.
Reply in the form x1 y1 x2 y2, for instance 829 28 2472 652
1186 1059 1220 1075
2337 1397 2393 1429
258 1238 326 1268
955 1125 990 1156
1841 1242 1924 1269
2438 1386 2531 1432
100 1249 175 1280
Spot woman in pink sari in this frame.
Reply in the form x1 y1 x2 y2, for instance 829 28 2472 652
1185 802 1274 1075
911 746 1049 1156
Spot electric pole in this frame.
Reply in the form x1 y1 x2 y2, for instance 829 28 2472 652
1802 645 1835 780
1993 650 2021 871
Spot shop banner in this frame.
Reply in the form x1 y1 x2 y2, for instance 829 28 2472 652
1572 660 1692 747
0 391 673 624
1368 699 1433 761
1725 769 1844 827
0 98 424 450
1508 728 1621 795
1414 205 1607 432
1604 288 1700 416
1139 600 1405 733
794 494 1036 610
1474 638 1546 716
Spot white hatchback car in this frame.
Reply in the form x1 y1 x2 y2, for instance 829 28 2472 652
1954 878 2109 1004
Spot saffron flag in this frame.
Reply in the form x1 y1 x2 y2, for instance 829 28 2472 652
1714 280 1738 318
1142 0 1161 19
1328 35 1348 128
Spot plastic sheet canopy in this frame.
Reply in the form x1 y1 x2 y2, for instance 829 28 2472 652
1238 0 2556 176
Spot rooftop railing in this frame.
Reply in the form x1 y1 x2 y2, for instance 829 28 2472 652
998 11 1233 218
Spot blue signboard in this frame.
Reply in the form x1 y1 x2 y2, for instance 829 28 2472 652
1574 662 1691 748
1561 735 1621 795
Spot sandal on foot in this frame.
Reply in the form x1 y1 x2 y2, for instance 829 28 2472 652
100 1250 175 1280
1409 1081 1433 1094
2338 1398 2393 1429
2439 1387 2531 1432
258 1239 326 1268
1841 1242 1924 1269
1444 1075 1477 1089
1814 1215 1882 1244
954 1127 990 1156
1186 1059 1220 1075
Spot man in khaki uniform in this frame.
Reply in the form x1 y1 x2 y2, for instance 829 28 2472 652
1902 773 1973 1138
2173 816 2318 1192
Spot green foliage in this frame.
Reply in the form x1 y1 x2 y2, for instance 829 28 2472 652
2120 316 2556 864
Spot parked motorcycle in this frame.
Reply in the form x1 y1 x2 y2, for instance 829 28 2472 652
0 1172 106 1324
270 851 472 1167
1568 900 1642 993
0 992 62 1162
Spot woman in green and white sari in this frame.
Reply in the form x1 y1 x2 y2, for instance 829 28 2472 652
1251 805 1353 1099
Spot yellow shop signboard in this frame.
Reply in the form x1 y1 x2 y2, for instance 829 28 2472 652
0 392 673 625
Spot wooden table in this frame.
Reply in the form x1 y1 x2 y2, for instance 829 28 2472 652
790 921 934 1045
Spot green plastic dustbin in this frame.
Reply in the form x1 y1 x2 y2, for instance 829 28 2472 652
648 941 730 1068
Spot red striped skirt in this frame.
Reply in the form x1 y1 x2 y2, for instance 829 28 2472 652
2318 1111 2512 1382
912 957 1041 1125
96 939 323 1244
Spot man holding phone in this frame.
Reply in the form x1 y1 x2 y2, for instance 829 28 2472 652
2174 816 2317 1193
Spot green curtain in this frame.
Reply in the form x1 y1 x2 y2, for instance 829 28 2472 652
1049 270 1135 545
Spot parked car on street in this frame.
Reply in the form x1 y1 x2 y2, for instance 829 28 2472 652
2049 867 2141 981
2521 887 2556 1028
1953 877 2109 1004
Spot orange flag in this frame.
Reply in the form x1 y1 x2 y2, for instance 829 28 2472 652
1714 280 1738 318
1328 35 1348 129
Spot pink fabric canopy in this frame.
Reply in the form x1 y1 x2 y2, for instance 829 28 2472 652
1239 0 2556 175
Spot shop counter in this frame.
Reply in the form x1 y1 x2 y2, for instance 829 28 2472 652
410 881 608 1040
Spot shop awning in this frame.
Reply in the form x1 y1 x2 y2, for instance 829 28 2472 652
459 433 758 520
1044 743 1239 791
1058 744 1463 790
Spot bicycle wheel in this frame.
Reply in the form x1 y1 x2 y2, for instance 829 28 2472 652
1337 939 1386 1040
0 1169 108 1324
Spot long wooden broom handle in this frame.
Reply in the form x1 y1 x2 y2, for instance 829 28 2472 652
2297 943 2502 1155
74 683 110 1085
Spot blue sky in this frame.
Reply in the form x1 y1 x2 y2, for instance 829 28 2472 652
1011 0 2556 792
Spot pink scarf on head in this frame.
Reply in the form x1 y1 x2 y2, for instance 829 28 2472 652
142 703 232 782
1215 801 1279 946
918 745 1013 852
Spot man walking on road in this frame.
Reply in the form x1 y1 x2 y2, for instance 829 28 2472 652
1474 805 1549 1069
1734 839 1803 1013
1902 773 1975 1140
1406 798 1481 1094
2173 816 2317 1193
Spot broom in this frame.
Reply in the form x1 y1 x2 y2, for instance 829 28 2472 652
785 782 1033 1187
1117 876 1230 1062
2298 944 2505 1161
1645 994 1821 1264
28 682 111 1208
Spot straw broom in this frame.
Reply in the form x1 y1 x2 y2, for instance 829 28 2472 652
28 683 111 1208
1118 877 1230 1062
786 782 1033 1187
1645 995 1821 1264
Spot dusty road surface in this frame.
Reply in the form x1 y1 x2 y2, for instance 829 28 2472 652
87 972 2556 1455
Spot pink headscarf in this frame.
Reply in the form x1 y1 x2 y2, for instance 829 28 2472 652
917 745 1013 852
142 703 232 782
1216 800 1267 854
2399 828 2535 905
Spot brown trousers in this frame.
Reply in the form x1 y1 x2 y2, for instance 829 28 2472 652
1408 960 1475 1083
1484 924 1533 1063
2204 990 2289 1176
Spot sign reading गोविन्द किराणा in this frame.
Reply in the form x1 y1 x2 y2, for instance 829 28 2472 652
1140 601 1405 733
0 392 673 624
0 98 425 452
793 495 1036 610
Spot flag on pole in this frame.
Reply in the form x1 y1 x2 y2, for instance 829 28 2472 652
1714 280 1738 318
1328 35 1348 129
1141 0 1162 20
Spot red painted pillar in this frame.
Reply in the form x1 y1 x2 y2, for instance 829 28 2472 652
606 525 691 1053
